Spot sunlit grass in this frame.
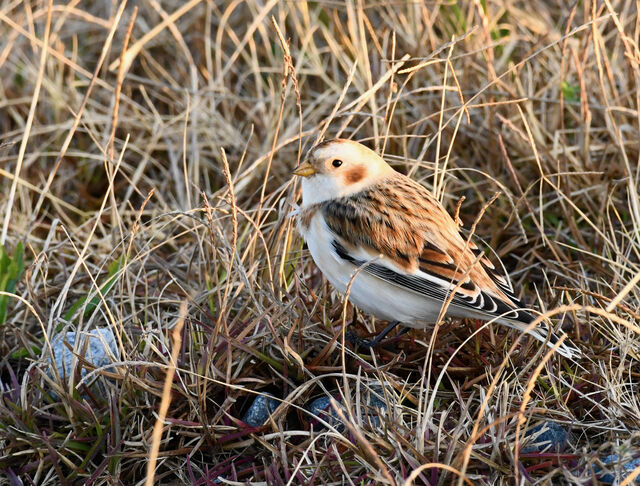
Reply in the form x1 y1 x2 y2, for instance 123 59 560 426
0 1 639 484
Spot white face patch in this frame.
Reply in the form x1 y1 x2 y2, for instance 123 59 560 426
301 174 344 206
301 168 387 206
299 139 395 206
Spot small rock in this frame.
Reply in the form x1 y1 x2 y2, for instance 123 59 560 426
242 393 279 427
363 388 387 428
367 391 387 411
596 454 640 485
308 391 388 430
308 396 344 429
522 422 569 453
48 327 118 381
43 327 119 400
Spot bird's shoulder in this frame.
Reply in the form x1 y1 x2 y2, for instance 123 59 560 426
319 174 458 269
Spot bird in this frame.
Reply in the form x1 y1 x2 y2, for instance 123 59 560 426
292 138 579 359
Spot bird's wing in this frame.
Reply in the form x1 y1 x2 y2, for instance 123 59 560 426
320 175 534 323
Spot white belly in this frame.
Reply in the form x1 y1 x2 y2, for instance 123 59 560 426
301 213 446 326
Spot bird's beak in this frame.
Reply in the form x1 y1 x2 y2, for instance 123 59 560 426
292 161 316 178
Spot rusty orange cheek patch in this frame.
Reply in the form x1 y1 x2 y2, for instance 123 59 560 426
344 167 366 184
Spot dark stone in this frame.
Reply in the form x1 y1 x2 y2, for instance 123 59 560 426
308 390 388 430
308 396 344 429
242 394 279 427
596 454 640 484
522 422 569 453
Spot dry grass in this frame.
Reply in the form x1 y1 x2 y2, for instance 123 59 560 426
1 0 639 484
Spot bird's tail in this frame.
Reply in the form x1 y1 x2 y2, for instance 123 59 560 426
500 318 581 360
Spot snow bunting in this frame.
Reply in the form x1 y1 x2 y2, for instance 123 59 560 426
293 139 579 358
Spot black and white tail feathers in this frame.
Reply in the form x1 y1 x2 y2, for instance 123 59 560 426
500 311 581 359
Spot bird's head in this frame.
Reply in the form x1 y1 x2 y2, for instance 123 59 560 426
293 139 394 206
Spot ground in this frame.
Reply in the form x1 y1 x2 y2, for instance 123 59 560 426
0 1 639 484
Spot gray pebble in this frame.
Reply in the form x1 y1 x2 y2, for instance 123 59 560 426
363 389 387 428
596 454 640 485
522 422 569 453
48 327 118 381
308 396 344 429
242 393 279 427
308 391 388 430
43 327 119 400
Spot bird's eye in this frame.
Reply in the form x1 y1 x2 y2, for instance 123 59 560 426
332 159 343 168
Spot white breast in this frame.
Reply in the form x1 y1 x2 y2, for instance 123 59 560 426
300 213 446 326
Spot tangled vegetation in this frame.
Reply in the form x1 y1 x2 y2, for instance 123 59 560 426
1 0 639 484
